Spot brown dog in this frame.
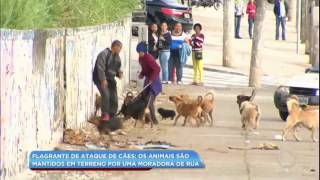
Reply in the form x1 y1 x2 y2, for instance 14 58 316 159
237 89 258 129
169 95 203 127
282 95 319 142
201 92 215 126
239 101 261 131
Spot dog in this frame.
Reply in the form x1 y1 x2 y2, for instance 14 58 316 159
239 101 261 131
282 95 319 142
169 95 203 127
88 115 123 140
200 92 215 126
157 108 176 120
236 88 256 110
236 88 259 129
95 93 102 116
118 92 152 128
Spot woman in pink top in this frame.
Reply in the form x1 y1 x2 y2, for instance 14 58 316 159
246 0 256 39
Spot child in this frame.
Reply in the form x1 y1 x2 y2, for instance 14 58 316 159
190 23 205 86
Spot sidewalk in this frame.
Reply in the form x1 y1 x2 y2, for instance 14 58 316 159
189 4 310 80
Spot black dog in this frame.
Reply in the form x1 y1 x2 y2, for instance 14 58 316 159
118 92 152 127
88 114 123 140
236 88 256 111
157 108 176 120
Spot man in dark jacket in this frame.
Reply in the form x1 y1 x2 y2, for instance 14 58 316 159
93 40 123 121
274 0 288 40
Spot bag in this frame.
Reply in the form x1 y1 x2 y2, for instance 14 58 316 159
194 51 203 60
157 39 163 49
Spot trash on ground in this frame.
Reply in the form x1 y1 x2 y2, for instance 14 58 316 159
228 142 279 151
63 129 87 146
253 131 260 135
206 148 229 153
85 142 109 150
140 141 177 149
310 168 316 172
274 134 283 140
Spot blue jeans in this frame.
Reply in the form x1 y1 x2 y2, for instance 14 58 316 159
169 51 183 82
159 50 170 81
248 18 255 38
235 15 242 37
276 16 286 40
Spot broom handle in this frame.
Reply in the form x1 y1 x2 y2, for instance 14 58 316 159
133 82 152 100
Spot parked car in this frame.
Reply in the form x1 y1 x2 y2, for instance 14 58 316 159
132 0 194 36
274 67 319 121
190 0 223 10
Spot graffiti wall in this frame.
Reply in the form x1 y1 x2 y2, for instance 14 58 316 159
0 18 131 179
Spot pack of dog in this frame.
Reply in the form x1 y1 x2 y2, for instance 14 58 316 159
88 115 123 141
157 108 176 120
169 95 204 127
200 92 215 126
282 95 319 142
236 89 261 131
118 92 152 128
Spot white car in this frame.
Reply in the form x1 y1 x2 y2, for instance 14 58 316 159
273 67 319 121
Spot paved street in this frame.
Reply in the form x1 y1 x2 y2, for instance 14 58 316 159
23 86 319 180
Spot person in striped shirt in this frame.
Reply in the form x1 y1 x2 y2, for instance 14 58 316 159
190 23 205 86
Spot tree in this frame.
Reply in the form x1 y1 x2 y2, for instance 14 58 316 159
249 0 266 88
223 0 235 67
288 0 297 25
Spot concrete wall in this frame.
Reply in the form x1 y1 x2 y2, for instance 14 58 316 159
0 17 131 179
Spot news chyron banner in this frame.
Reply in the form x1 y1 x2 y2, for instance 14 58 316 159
30 150 205 170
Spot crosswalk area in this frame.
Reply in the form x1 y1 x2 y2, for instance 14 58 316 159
181 66 286 88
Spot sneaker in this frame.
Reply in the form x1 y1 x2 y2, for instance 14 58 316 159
101 114 110 121
177 81 183 85
162 81 168 84
191 82 198 85
168 81 172 84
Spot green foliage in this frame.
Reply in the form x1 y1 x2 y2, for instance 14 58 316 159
0 0 139 29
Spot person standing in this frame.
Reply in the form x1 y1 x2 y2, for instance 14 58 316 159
235 0 244 39
158 22 172 84
169 22 189 84
246 0 256 39
136 42 162 125
92 40 123 121
148 23 159 59
190 23 205 86
274 0 288 40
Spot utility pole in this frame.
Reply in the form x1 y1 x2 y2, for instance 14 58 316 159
296 0 301 53
222 0 235 67
249 0 266 88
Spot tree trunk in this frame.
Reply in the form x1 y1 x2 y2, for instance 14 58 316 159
223 0 235 67
309 1 316 63
305 0 311 54
249 0 266 88
312 27 319 68
300 0 306 43
288 0 297 26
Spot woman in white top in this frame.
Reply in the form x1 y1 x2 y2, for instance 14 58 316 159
169 22 189 84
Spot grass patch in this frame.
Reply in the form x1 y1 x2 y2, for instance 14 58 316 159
0 0 140 29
